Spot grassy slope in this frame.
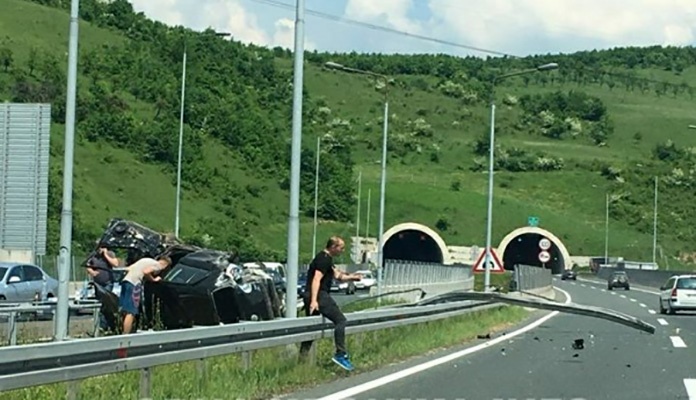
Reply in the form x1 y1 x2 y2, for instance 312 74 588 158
2 0 695 267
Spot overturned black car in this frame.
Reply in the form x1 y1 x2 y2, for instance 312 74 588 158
85 219 286 333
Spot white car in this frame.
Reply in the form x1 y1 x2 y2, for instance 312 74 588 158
354 270 376 290
659 274 696 314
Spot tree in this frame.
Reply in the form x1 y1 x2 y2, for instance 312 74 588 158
0 48 13 72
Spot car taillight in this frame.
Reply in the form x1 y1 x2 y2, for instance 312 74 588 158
671 288 678 297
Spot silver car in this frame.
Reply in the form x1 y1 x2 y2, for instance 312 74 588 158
0 262 59 302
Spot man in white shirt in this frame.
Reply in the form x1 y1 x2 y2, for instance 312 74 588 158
119 256 172 334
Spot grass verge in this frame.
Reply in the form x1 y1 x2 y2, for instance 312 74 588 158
2 305 529 400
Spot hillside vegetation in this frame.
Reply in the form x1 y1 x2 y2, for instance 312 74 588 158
2 0 696 268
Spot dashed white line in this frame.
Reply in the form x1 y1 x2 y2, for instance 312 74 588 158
601 289 606 292
570 282 576 285
648 309 656 314
683 379 696 400
630 298 637 303
620 295 627 299
611 292 616 295
590 286 597 290
639 303 647 308
670 336 687 348
580 284 586 287
657 318 669 326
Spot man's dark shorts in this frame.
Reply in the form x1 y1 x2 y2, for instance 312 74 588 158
119 281 142 315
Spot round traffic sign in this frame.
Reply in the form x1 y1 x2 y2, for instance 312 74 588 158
539 238 551 250
538 250 551 263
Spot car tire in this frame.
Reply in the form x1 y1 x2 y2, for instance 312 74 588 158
659 300 666 314
625 286 630 291
608 286 613 290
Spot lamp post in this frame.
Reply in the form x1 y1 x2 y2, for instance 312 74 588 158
652 176 658 264
324 61 389 297
175 31 230 238
312 136 321 256
605 193 609 267
55 0 80 341
483 63 558 292
285 0 306 318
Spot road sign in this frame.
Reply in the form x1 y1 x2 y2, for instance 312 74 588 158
539 238 551 250
527 216 539 227
473 248 505 273
539 250 551 263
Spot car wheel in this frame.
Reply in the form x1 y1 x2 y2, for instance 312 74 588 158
608 286 613 290
667 302 676 315
659 300 666 314
625 286 630 291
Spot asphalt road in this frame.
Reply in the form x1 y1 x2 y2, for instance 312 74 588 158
285 277 696 400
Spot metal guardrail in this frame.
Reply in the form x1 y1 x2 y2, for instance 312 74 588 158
0 299 492 392
0 301 101 346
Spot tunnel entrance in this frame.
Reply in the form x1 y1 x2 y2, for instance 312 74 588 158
500 231 567 274
383 229 444 263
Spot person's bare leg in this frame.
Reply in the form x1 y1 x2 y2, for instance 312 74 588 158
123 313 135 334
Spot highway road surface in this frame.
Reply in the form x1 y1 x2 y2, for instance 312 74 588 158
285 277 695 400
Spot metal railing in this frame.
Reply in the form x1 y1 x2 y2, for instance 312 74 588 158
0 299 495 394
513 264 552 291
0 301 101 346
382 260 472 287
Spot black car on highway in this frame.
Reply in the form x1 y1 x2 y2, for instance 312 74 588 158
561 269 577 280
607 270 630 290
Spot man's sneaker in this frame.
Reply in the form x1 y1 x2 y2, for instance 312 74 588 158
332 353 354 371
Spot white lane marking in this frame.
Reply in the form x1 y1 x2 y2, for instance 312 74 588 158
580 284 586 287
620 295 627 299
639 303 647 308
601 289 606 292
316 288 574 400
630 298 637 303
657 318 669 326
683 379 696 400
611 292 616 295
570 282 576 285
671 336 687 348
648 309 656 314
590 286 597 290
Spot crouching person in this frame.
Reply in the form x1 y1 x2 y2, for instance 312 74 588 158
119 256 172 334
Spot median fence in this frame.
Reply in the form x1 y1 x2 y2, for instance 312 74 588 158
513 264 552 293
371 260 474 301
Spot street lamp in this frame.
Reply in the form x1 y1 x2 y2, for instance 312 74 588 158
312 136 321 256
483 62 558 292
324 61 389 297
175 31 230 238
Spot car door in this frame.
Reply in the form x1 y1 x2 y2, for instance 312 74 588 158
4 266 28 301
21 265 46 300
675 276 696 307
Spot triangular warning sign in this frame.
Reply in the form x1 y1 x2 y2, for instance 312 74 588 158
473 248 505 273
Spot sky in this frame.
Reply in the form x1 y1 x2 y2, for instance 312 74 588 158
127 0 696 58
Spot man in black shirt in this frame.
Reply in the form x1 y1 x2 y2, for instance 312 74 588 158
300 236 362 371
86 247 119 331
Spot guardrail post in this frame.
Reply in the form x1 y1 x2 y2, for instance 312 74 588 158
139 367 152 399
8 311 17 346
241 351 252 370
66 381 80 400
196 358 207 392
92 307 101 337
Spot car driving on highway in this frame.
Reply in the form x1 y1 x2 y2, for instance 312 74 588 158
659 274 696 314
607 270 630 290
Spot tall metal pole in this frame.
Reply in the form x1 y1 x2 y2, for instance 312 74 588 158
483 101 496 292
175 49 187 238
284 0 305 318
311 137 320 257
377 100 389 297
55 0 80 341
605 193 609 266
365 189 371 239
355 170 361 262
652 176 658 264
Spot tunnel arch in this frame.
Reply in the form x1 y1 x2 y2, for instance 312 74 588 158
381 223 450 264
497 227 572 274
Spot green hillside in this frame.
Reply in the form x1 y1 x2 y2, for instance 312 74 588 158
2 0 696 268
